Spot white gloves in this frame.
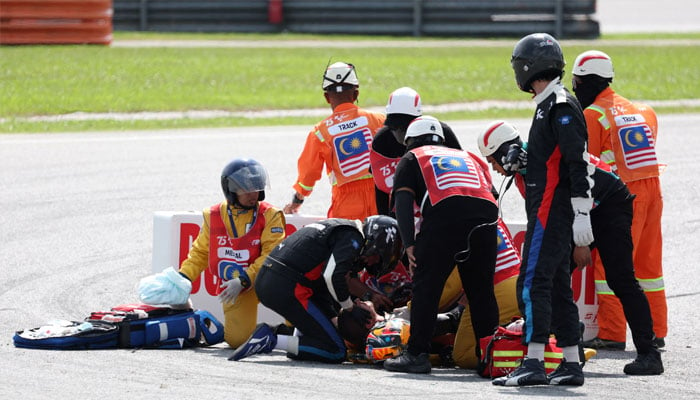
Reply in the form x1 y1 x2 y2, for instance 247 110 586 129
138 266 192 305
571 197 594 247
218 278 246 304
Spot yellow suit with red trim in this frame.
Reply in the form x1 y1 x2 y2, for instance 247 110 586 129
292 102 385 220
583 87 667 341
179 201 286 347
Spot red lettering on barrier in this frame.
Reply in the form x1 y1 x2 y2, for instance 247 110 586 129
285 223 297 236
179 223 201 293
572 268 582 302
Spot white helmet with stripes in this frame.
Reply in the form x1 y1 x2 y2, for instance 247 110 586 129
573 50 614 79
477 121 520 157
386 87 422 116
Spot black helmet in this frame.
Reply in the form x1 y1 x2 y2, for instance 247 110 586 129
220 158 269 207
511 33 565 93
361 215 403 277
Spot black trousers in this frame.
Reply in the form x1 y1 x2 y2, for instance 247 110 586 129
587 190 656 353
407 204 499 356
255 264 347 363
519 192 580 347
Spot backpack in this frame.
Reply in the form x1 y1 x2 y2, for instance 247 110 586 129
87 303 224 349
478 317 563 378
13 303 224 350
13 319 119 350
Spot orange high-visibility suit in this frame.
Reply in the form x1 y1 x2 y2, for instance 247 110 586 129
292 102 385 220
583 87 667 342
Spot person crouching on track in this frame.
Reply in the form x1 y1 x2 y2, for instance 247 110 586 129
142 158 287 349
229 215 403 364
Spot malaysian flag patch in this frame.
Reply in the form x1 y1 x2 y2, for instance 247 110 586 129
431 155 480 189
618 124 657 169
495 224 520 273
334 128 372 177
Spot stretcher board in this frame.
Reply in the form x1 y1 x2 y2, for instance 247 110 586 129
152 212 598 340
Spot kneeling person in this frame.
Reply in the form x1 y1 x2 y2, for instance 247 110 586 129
230 216 402 363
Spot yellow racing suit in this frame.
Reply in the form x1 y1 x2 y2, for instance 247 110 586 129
179 201 285 347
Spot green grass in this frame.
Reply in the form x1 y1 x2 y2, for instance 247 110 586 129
112 31 700 41
1 32 699 133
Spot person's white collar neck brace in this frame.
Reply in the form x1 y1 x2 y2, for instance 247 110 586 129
533 77 562 104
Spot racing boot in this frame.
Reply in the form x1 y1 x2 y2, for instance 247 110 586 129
653 337 666 349
229 323 277 361
581 336 625 351
492 358 548 386
547 358 585 386
384 351 431 374
623 348 664 375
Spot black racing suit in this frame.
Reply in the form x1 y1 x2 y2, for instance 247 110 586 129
393 146 499 357
586 172 657 354
516 154 656 354
371 121 462 216
518 79 594 348
254 219 365 363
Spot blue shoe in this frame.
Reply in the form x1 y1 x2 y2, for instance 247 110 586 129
228 323 277 361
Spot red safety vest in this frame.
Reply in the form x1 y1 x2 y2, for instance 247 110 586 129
411 146 497 207
207 202 270 294
369 149 400 194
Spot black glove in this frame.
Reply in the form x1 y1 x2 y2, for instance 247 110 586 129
501 143 527 174
390 283 413 308
347 305 372 326
337 306 373 348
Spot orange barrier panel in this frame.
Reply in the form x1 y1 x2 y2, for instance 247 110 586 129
0 0 113 45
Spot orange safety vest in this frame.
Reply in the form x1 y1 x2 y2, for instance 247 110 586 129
294 103 385 194
583 87 661 183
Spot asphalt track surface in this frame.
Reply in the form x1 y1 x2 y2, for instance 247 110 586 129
2 114 700 400
3 3 699 397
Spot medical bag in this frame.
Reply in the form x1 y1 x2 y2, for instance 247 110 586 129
13 303 224 350
478 318 563 378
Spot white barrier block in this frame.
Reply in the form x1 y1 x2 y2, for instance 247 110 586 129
152 213 597 339
152 212 323 325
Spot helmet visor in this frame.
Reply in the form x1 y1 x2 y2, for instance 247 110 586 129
225 163 269 194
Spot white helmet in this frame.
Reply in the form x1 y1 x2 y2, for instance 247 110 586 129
386 87 422 116
404 115 444 145
573 50 614 79
477 121 520 157
322 62 359 90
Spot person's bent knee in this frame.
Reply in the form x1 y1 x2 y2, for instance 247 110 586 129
225 328 253 348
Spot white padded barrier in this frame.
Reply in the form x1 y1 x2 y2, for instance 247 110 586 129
152 213 598 340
